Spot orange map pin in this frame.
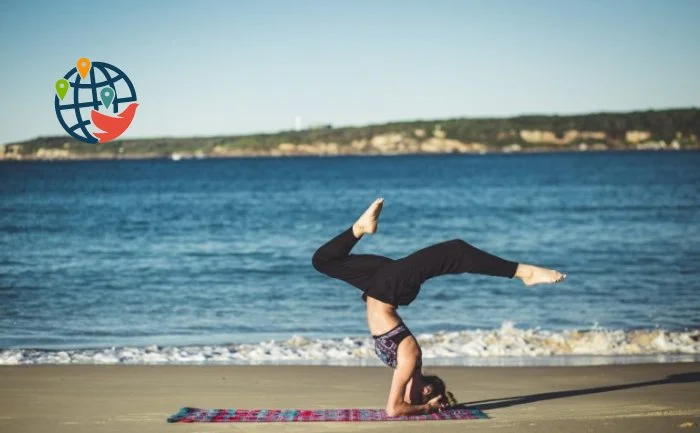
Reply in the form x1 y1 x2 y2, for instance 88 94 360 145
77 58 91 79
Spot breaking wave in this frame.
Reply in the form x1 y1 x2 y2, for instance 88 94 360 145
2 322 699 366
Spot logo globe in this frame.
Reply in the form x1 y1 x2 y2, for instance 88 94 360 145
54 58 138 144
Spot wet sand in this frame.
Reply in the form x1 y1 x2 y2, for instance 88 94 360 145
1 363 699 432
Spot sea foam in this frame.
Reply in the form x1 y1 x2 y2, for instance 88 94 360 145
2 323 698 366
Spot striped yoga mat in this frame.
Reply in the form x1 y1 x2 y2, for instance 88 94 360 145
167 407 487 423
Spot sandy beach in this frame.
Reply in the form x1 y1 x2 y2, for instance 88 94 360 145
1 362 698 432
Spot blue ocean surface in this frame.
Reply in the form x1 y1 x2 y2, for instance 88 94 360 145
0 151 699 364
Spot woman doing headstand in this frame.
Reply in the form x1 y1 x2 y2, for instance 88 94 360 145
311 198 566 417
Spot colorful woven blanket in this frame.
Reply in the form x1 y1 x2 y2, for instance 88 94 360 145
167 407 488 423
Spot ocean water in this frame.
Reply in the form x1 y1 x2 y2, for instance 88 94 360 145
1 151 699 365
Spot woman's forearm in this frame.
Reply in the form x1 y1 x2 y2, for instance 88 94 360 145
386 401 429 417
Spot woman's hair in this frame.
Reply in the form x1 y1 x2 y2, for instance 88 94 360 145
421 375 458 407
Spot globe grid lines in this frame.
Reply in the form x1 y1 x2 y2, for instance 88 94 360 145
71 72 91 141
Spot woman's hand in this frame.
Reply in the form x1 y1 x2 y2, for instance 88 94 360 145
424 395 444 413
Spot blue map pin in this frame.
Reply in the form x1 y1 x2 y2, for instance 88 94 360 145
100 87 115 109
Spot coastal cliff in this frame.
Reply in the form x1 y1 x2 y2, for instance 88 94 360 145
2 108 698 161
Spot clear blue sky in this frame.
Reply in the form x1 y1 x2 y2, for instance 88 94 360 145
1 0 698 144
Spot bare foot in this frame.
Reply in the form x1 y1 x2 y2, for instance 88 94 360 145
515 264 566 286
352 198 384 237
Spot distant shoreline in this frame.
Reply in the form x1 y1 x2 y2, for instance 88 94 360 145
0 146 696 163
3 108 698 161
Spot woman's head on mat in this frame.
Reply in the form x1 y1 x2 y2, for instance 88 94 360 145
411 375 457 406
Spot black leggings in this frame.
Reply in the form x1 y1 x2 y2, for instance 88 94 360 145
312 227 519 306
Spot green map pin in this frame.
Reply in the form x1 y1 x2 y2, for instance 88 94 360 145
55 79 69 100
100 87 115 109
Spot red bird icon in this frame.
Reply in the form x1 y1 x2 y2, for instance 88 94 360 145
90 103 139 143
